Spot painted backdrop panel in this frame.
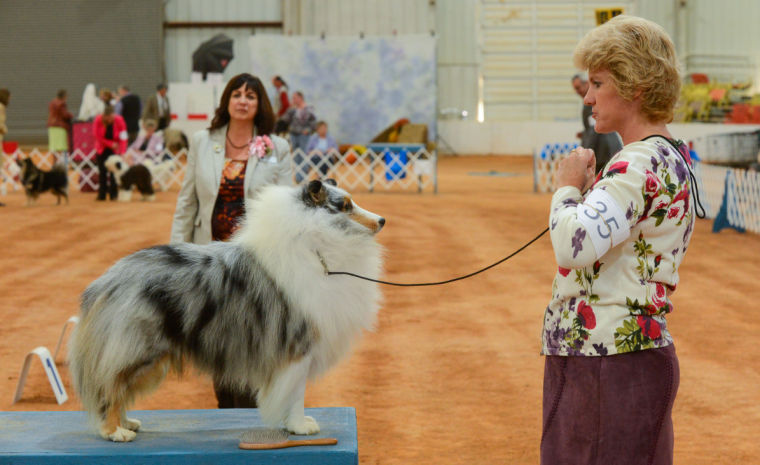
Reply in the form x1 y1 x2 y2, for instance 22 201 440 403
249 35 436 145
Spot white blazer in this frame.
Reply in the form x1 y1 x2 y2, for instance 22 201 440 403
170 126 293 244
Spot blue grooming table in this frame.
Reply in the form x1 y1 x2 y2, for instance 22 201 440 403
0 407 357 465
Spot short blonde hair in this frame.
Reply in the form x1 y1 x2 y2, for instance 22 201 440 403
573 15 681 123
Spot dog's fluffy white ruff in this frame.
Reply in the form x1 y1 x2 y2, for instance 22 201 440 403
234 185 383 432
238 185 383 375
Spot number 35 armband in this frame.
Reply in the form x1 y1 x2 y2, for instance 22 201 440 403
576 188 630 257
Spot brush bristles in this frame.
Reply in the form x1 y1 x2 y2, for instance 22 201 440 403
240 427 289 445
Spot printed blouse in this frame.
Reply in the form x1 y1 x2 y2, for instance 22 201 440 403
212 158 248 242
543 136 695 356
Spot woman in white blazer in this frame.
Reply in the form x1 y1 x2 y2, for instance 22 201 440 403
170 73 293 246
170 74 293 408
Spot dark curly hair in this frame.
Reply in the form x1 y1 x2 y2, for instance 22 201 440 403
209 73 274 135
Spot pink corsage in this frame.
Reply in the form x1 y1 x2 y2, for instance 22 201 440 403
249 135 275 159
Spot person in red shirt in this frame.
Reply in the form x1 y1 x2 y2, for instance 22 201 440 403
272 76 290 118
272 76 291 135
93 105 127 201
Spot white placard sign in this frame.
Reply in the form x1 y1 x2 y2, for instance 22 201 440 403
14 346 68 405
54 315 79 360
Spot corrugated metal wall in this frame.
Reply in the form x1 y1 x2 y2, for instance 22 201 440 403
0 0 163 143
436 0 480 120
479 1 635 122
683 0 759 84
283 0 433 35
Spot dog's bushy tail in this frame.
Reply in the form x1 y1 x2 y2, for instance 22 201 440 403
50 163 69 188
68 293 107 425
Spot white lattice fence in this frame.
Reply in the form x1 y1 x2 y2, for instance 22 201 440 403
291 147 437 193
0 148 188 194
692 162 728 219
694 162 760 233
533 142 579 193
2 146 435 195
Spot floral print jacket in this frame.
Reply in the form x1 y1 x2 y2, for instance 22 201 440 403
543 136 695 356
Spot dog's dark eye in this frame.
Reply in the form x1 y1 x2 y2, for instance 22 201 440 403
342 199 353 212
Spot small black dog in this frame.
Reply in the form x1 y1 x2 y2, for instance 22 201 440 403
18 158 69 206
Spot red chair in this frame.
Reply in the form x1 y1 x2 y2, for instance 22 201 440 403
691 73 709 84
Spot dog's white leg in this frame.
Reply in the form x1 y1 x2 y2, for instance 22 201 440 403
258 355 319 435
284 378 320 435
123 418 142 432
118 190 132 202
120 411 142 432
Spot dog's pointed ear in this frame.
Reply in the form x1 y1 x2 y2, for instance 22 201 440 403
324 178 337 186
303 180 326 206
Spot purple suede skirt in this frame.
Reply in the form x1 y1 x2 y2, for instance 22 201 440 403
541 345 679 465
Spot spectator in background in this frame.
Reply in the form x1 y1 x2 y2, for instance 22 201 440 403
271 75 290 119
127 118 163 165
93 105 127 201
78 83 104 121
0 88 9 205
280 91 316 182
572 73 622 173
115 85 142 144
143 83 171 130
170 74 292 409
99 88 115 106
305 120 338 179
47 89 73 157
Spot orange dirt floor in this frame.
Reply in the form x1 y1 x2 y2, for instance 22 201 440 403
1 155 759 464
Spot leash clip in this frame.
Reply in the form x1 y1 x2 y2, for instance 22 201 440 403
315 250 330 275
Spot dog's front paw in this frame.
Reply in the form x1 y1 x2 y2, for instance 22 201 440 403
101 425 137 442
286 415 320 435
124 417 141 432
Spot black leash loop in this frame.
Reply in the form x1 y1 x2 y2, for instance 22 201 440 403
327 227 550 287
644 135 707 219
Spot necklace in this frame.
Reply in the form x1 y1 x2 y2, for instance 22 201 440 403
226 133 251 149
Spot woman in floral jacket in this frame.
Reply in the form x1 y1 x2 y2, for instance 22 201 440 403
541 16 696 465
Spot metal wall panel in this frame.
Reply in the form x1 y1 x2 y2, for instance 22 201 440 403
688 0 760 55
633 0 676 36
164 0 282 22
436 0 480 119
479 0 634 121
0 0 163 142
163 0 284 83
683 0 759 84
291 0 432 36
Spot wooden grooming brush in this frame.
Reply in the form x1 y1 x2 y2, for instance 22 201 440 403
239 428 338 450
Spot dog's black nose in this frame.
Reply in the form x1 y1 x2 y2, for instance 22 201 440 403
378 218 386 227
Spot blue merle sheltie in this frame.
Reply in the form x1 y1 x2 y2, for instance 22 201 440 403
69 180 384 441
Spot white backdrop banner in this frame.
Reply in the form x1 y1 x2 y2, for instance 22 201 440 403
249 34 436 145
